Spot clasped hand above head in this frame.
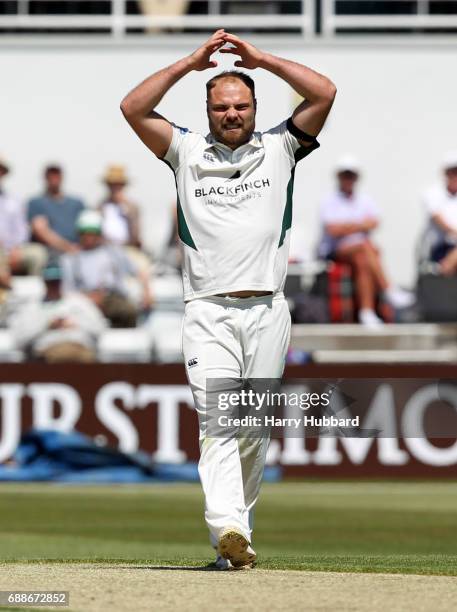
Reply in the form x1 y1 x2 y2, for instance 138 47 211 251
189 29 265 72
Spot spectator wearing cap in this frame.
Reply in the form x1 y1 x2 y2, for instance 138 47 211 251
61 210 153 328
423 152 457 275
318 155 414 327
0 156 47 284
27 164 85 259
99 164 151 274
9 260 107 363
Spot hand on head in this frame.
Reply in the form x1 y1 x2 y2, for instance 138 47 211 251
218 33 264 70
189 30 263 72
189 29 227 71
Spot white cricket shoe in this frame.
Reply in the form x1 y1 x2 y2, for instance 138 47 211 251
217 526 257 569
210 554 253 571
384 287 416 309
359 308 384 329
213 554 234 570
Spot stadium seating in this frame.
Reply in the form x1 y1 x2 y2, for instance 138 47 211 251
0 329 23 362
146 310 184 363
97 328 153 362
10 276 45 303
3 0 456 36
290 322 457 362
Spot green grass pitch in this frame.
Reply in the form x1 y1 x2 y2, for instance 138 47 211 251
1 481 456 575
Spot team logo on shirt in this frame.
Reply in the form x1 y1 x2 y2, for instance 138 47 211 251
188 357 198 368
194 178 271 198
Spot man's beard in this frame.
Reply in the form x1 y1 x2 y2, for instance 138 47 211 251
209 119 254 149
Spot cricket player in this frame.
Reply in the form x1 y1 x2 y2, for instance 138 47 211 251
121 30 336 569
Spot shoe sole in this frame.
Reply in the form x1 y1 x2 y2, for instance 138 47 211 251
217 529 257 569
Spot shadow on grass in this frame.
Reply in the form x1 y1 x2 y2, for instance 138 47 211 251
93 564 222 572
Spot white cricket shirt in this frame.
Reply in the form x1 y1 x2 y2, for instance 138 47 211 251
318 190 380 257
424 184 457 247
163 120 319 301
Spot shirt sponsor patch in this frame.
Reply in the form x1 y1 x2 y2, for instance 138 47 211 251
195 178 271 198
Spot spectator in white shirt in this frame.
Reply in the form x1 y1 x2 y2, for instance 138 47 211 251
0 155 47 285
318 155 414 327
61 210 153 328
99 164 151 274
9 262 107 363
423 151 457 275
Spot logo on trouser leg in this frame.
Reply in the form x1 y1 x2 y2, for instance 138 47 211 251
188 357 198 368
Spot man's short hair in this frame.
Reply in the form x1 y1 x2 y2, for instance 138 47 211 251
45 164 62 175
206 71 256 103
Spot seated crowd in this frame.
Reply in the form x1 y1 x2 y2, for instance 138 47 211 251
1 149 457 345
0 156 155 361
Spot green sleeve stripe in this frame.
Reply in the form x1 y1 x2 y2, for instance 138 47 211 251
278 169 295 248
278 142 320 248
177 195 197 251
162 158 198 251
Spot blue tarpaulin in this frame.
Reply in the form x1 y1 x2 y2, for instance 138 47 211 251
0 429 281 483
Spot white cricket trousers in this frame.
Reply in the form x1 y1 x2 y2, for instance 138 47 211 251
182 292 291 547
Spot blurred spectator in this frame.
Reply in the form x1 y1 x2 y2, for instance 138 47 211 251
160 204 181 272
318 155 414 327
423 152 457 275
28 164 85 260
99 164 151 273
61 210 153 328
0 155 47 282
140 0 189 18
9 261 106 362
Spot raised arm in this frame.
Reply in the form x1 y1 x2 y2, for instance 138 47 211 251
120 30 227 159
220 34 336 144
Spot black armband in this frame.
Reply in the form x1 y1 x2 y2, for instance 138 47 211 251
286 117 318 143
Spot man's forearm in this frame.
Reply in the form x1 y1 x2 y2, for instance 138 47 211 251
33 224 74 252
433 214 457 237
327 221 375 238
120 56 194 118
258 53 335 103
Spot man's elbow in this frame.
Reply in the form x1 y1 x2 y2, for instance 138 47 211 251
31 222 43 240
325 80 337 103
120 97 132 118
120 94 140 120
326 226 340 238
